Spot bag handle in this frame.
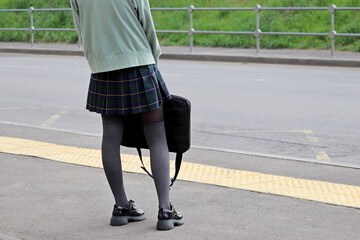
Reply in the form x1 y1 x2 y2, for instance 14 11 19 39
137 147 182 187
137 147 153 178
170 153 182 187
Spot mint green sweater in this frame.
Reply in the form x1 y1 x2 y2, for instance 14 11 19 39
70 0 161 73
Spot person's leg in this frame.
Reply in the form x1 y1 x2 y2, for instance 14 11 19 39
140 105 170 210
102 114 145 226
101 114 129 207
141 105 184 230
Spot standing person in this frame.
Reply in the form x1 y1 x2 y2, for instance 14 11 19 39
70 0 184 231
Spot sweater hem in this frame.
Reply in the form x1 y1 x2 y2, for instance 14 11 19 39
88 51 156 73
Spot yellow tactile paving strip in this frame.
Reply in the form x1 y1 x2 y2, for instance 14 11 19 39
1 136 359 209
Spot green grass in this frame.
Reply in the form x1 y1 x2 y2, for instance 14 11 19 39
0 0 359 51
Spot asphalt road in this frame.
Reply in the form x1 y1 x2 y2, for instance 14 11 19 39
0 53 360 165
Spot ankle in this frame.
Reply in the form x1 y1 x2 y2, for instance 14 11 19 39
115 200 130 209
159 202 171 211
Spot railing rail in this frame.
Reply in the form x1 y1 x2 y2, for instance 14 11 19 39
0 5 359 57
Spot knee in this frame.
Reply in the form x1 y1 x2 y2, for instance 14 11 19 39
140 105 164 125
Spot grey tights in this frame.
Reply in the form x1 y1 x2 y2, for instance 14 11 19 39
101 106 170 210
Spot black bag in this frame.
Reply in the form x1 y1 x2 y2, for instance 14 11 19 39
121 95 191 186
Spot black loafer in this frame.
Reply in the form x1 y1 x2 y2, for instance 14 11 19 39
110 200 145 226
157 203 184 230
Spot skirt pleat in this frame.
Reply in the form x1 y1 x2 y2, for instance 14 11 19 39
86 64 171 115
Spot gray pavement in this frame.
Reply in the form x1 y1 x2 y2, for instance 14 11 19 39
1 44 360 239
1 123 360 240
0 42 359 67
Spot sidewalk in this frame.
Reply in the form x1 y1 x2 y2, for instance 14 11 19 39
0 123 360 240
0 42 359 67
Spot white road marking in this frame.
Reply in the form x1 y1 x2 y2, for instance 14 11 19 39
0 64 44 70
0 107 21 110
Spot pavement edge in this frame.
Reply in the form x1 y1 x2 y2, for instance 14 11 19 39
0 233 22 240
1 48 359 68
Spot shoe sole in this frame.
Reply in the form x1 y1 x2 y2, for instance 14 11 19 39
110 215 146 226
157 219 185 231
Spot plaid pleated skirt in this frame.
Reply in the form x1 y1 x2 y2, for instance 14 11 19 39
86 64 172 115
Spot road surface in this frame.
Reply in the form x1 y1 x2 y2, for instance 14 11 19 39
0 53 359 165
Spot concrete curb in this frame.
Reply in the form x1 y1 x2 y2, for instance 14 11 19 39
1 47 360 68
192 145 360 170
0 48 84 57
161 53 360 68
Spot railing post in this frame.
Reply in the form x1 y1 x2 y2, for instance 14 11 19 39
29 6 35 48
78 36 81 49
254 5 261 56
188 5 195 53
328 4 337 58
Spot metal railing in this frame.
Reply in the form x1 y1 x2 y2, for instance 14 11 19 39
0 7 80 48
0 5 360 57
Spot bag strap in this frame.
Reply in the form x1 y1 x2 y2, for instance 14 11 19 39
136 147 183 187
137 147 153 178
170 153 182 187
